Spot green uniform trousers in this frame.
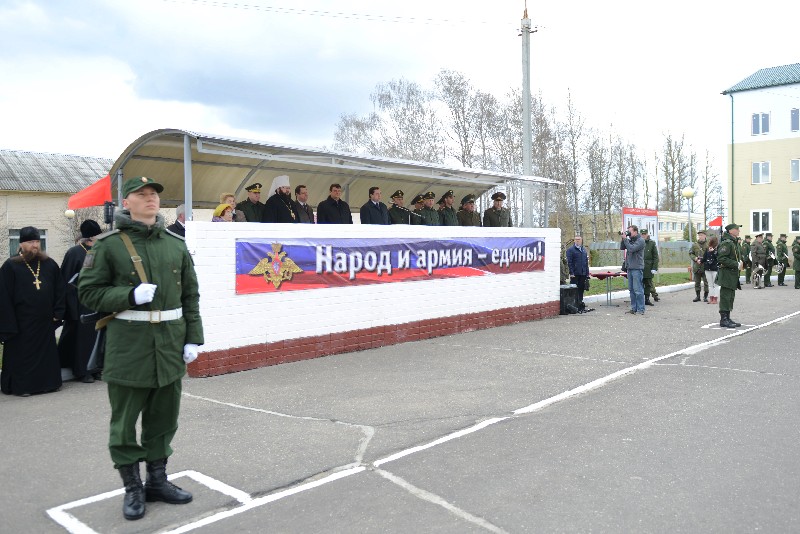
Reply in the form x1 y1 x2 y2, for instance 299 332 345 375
745 265 751 284
107 380 182 468
719 287 735 312
694 269 708 293
765 264 773 285
778 263 787 285
643 277 658 298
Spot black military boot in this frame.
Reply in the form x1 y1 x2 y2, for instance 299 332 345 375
645 297 654 306
728 314 742 327
693 290 701 302
703 291 709 302
145 458 193 504
653 294 660 302
118 463 145 520
719 311 737 328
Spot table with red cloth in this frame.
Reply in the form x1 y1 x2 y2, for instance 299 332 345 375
591 271 628 306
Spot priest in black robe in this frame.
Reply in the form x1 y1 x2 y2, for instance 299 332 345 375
58 220 102 383
0 226 65 396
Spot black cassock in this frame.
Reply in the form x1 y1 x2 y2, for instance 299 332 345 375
0 256 65 395
57 244 98 379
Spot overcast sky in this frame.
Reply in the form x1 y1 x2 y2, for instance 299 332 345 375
1 0 798 180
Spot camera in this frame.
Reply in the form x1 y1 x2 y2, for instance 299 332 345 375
624 230 631 237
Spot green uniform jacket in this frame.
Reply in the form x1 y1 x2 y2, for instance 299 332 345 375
414 207 441 226
78 211 204 388
643 238 659 279
793 239 800 269
764 239 776 266
776 240 789 264
741 241 751 266
457 209 481 227
388 205 411 225
483 208 512 227
439 206 459 226
750 241 766 267
716 232 741 290
235 199 265 223
689 240 708 273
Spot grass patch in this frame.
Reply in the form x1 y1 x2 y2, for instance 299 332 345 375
585 272 691 296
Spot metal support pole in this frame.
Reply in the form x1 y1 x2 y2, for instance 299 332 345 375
521 11 533 227
183 134 194 221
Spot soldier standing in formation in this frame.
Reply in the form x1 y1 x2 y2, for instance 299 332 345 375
641 228 660 305
689 230 709 302
750 233 767 288
388 190 413 224
716 223 742 328
235 183 265 222
79 177 204 521
438 190 459 226
792 236 800 289
776 233 790 286
483 192 512 227
414 192 441 226
457 194 482 227
740 235 752 284
763 232 776 287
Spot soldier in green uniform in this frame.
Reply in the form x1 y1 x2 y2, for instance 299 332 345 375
792 236 800 289
689 230 709 302
740 235 752 284
763 232 776 287
79 177 204 521
750 233 767 288
641 228 660 305
483 192 513 227
439 190 459 226
235 183 265 222
416 191 441 226
388 190 414 224
716 223 742 328
457 194 482 227
776 233 790 286
410 194 425 224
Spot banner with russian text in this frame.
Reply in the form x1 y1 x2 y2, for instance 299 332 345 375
235 237 545 294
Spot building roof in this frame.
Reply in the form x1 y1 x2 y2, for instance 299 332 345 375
0 149 112 194
722 62 800 95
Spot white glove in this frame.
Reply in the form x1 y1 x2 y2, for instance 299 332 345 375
183 343 199 364
651 269 657 274
133 283 157 305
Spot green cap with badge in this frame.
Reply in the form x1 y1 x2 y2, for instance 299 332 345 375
725 223 739 231
122 176 164 198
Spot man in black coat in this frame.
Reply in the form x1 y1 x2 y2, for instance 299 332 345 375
317 183 353 224
262 175 297 223
359 187 390 225
166 204 186 237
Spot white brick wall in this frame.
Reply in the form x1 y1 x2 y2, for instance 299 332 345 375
187 222 561 353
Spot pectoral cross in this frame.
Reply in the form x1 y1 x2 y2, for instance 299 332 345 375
33 278 41 290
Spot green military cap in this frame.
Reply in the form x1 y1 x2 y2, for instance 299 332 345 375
412 194 424 205
437 194 446 205
422 191 436 200
122 176 163 198
765 232 773 237
640 228 649 234
443 190 454 198
461 194 476 206
697 229 706 235
491 191 506 201
245 183 262 192
744 235 751 239
390 189 404 199
755 232 764 238
725 223 740 231
779 233 787 238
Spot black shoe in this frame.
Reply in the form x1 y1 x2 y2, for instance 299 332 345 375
645 299 654 306
719 312 737 329
693 296 701 302
80 375 95 383
118 463 146 520
653 295 660 302
145 458 193 504
778 283 787 286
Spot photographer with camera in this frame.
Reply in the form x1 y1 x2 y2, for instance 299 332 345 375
620 225 646 314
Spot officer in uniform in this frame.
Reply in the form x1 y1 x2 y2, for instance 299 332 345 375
641 228 660 305
410 194 424 222
235 183 265 222
740 235 752 284
439 190 458 226
79 177 204 521
776 233 790 286
763 232 776 286
717 223 742 328
483 192 512 227
388 190 413 224
750 233 767 288
689 230 709 302
457 194 482 227
792 236 800 289
415 192 441 226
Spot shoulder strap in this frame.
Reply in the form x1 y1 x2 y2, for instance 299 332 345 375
118 232 148 284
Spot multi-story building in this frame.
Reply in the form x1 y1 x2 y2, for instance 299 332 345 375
722 63 800 237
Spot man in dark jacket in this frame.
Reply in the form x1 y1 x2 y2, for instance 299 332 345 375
166 204 185 237
457 195 482 226
566 235 590 311
716 223 742 328
359 187 390 225
439 190 458 226
262 175 297 223
621 225 646 314
235 183 265 222
641 228 660 305
317 184 353 224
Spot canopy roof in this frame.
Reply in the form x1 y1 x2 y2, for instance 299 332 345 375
109 129 559 211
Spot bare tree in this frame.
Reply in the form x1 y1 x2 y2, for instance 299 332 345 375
700 149 723 223
658 133 695 211
435 69 476 167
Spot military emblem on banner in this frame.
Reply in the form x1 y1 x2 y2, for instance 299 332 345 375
248 243 303 289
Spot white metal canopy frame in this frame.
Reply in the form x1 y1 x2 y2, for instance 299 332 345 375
108 129 560 224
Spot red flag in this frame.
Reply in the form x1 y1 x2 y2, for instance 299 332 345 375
68 174 112 209
707 216 723 227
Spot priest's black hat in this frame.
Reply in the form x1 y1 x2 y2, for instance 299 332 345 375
80 219 102 239
19 226 40 243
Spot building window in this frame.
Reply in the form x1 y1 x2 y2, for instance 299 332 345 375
9 228 48 255
658 222 663 231
752 161 771 184
696 222 701 231
751 210 771 233
792 108 799 132
752 112 770 135
680 222 685 230
671 222 677 231
791 209 799 233
792 159 799 182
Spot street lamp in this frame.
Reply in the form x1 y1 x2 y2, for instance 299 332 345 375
681 186 695 242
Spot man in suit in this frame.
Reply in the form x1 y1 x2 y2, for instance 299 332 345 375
166 204 185 237
317 184 353 224
359 187 390 225
294 185 315 223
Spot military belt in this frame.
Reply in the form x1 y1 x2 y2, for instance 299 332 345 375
115 308 183 323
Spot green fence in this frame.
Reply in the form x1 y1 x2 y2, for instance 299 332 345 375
589 240 693 268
